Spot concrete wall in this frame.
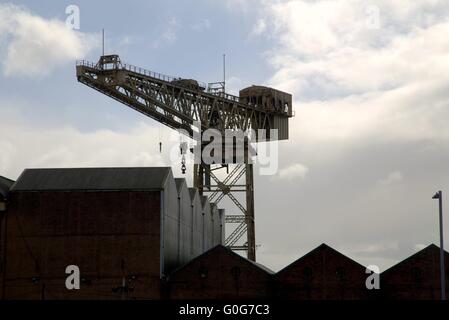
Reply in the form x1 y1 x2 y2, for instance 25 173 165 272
2 190 162 300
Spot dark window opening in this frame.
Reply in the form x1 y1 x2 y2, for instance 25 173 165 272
303 266 314 282
411 267 423 282
230 266 241 280
199 266 208 279
336 267 347 282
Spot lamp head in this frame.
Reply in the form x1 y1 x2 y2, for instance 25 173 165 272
432 191 441 199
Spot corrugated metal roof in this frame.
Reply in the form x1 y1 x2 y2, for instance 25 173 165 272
0 176 15 199
11 167 171 191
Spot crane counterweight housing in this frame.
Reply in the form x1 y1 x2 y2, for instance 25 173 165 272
239 85 292 140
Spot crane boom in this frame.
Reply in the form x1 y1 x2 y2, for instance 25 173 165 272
76 54 293 261
76 55 286 140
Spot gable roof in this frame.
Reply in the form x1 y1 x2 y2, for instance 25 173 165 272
11 167 172 191
0 176 15 200
174 178 186 194
201 195 209 209
188 187 198 202
169 245 274 276
382 244 448 275
276 243 366 276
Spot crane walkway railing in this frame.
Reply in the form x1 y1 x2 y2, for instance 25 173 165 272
77 59 245 104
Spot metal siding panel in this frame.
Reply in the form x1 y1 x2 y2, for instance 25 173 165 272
179 184 192 266
273 116 289 140
162 171 179 274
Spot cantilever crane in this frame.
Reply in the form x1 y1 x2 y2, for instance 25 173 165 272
76 54 293 261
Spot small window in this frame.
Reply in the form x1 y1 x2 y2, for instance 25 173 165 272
336 267 347 281
199 266 208 279
230 266 241 280
303 266 314 282
411 267 422 282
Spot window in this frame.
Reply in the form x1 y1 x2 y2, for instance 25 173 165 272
335 267 347 282
198 266 208 279
230 266 241 280
303 266 314 282
411 267 422 282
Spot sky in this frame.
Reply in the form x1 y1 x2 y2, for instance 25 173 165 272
1 0 449 272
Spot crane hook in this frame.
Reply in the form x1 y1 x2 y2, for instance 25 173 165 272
180 142 188 174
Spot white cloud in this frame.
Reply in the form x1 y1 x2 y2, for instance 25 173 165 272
414 243 427 251
247 0 449 144
162 17 180 44
244 0 449 270
192 19 211 32
377 171 403 186
0 119 173 180
250 19 267 36
0 3 98 77
276 163 309 181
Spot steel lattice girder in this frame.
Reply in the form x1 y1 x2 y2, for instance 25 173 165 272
199 164 255 259
76 62 273 140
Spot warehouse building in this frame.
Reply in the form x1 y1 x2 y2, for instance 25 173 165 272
0 167 223 300
167 245 273 299
381 244 449 300
274 244 370 300
0 176 14 212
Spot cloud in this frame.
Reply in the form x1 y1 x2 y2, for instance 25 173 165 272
377 171 403 186
252 0 449 145
250 19 267 37
0 3 98 77
0 115 188 180
276 163 309 181
162 17 180 44
192 19 211 32
245 0 449 270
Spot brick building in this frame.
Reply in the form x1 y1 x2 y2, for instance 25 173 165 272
381 244 449 300
0 176 13 212
274 244 370 300
0 167 222 300
167 245 273 299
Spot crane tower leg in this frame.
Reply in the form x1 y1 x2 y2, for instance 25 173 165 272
193 143 256 261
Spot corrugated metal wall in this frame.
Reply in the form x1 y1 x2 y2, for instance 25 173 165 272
166 179 224 272
272 115 289 140
201 197 213 251
218 209 225 245
162 171 179 274
190 189 203 257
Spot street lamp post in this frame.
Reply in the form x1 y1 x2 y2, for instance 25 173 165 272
432 190 446 300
